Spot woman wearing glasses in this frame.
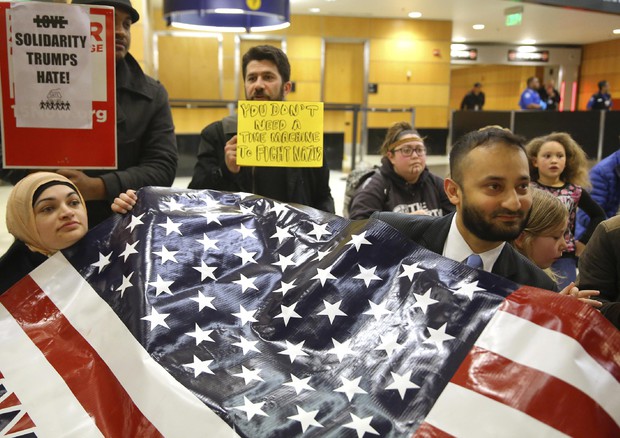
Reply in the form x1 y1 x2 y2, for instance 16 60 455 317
349 121 454 220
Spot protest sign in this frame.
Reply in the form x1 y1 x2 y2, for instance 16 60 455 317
0 2 116 169
236 101 324 167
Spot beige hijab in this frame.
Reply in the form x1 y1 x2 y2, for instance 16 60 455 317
6 172 85 256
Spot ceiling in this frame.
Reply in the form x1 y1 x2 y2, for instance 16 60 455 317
185 0 620 46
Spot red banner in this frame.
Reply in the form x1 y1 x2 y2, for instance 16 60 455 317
0 2 116 169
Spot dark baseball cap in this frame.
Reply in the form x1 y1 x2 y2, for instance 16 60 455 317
72 0 139 23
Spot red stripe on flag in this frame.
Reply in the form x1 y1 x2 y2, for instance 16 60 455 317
504 287 620 379
0 392 20 409
412 422 456 437
7 412 36 434
2 275 163 438
451 345 619 437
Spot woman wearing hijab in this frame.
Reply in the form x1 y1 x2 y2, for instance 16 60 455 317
1 172 90 294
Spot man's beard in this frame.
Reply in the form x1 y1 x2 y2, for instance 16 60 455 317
461 199 527 242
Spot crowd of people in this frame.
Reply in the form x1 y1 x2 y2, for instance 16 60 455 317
459 77 611 112
0 0 618 331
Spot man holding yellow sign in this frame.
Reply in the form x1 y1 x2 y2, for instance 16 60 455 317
188 45 334 213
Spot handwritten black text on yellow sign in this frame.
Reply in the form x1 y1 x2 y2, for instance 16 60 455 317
236 101 323 167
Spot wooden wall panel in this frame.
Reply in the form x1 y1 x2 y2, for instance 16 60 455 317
158 36 220 99
171 108 230 134
324 42 365 104
579 38 620 110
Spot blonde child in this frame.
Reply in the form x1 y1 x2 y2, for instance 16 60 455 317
511 188 601 308
525 132 606 288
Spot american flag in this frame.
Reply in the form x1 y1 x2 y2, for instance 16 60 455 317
1 187 618 437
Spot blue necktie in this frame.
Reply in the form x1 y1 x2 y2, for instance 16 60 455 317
464 254 483 269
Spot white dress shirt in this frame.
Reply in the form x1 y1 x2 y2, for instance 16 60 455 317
442 213 505 272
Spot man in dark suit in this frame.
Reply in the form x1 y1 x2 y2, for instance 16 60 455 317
373 127 557 291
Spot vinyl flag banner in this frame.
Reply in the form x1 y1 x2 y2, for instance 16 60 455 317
0 187 618 437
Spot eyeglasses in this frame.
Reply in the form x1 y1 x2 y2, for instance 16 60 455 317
391 146 426 157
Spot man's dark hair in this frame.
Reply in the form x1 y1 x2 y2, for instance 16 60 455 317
242 45 291 83
474 82 482 88
598 80 608 91
449 127 526 184
526 77 537 87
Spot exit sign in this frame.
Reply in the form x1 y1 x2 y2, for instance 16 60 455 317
506 12 522 26
505 6 523 26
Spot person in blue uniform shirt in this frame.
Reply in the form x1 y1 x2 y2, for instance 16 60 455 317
519 77 546 110
587 80 612 111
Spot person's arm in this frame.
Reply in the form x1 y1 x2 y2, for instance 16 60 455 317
586 94 595 110
577 190 607 244
188 122 248 192
460 95 467 110
100 84 178 201
577 222 618 302
310 159 335 214
349 174 388 220
480 92 485 109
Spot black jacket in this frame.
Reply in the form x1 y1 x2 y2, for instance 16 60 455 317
0 53 178 226
188 115 335 213
372 212 559 291
349 157 454 220
0 240 47 295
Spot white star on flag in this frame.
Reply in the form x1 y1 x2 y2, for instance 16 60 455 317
308 222 331 240
317 299 347 324
232 396 268 421
398 262 425 281
278 340 308 363
183 355 214 378
363 299 392 320
185 323 214 346
234 223 257 239
153 245 178 264
233 366 264 385
234 247 257 265
346 231 372 251
232 305 258 326
412 288 439 314
452 280 486 300
190 291 216 311
91 252 112 273
200 196 221 210
236 192 253 200
233 274 258 293
201 211 221 225
158 217 182 235
374 333 401 357
283 374 315 395
239 204 255 215
353 264 382 287
334 376 367 401
163 198 185 212
192 261 217 281
272 253 296 272
119 240 140 262
141 307 170 331
275 303 302 326
342 413 379 437
271 225 293 244
313 248 332 261
385 370 419 399
115 272 134 298
233 336 261 355
311 266 337 286
125 213 144 232
424 322 455 348
196 233 219 251
269 201 288 216
288 405 324 433
147 275 174 296
273 279 297 296
327 338 356 362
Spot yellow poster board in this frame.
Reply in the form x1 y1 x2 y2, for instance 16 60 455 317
236 101 324 167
